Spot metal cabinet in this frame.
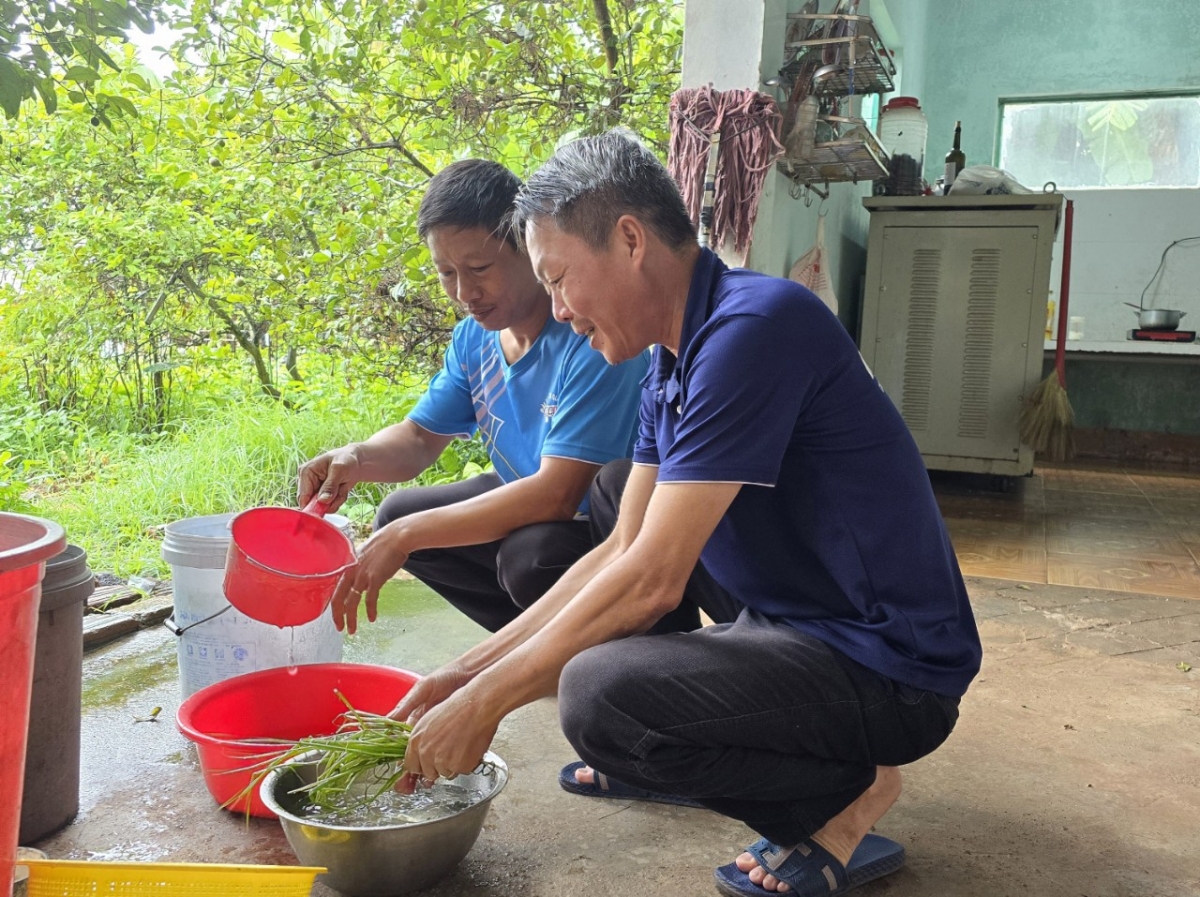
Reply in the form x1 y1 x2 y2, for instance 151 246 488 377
859 194 1063 477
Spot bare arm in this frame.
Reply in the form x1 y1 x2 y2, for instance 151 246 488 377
390 462 659 719
332 453 605 632
400 473 742 779
297 419 455 510
349 420 456 484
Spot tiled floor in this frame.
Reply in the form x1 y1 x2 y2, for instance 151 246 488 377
932 463 1200 600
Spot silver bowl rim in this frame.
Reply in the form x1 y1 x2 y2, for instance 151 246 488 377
259 749 508 832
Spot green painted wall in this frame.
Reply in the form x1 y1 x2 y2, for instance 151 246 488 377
1046 357 1200 437
916 0 1200 183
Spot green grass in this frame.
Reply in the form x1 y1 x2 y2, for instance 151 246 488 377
31 398 389 575
24 380 495 576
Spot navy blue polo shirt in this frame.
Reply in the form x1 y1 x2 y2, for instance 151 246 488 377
633 249 981 698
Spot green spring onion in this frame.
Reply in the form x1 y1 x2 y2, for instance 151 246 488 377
224 690 414 817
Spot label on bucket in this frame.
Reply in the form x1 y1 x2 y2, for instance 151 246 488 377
182 634 257 691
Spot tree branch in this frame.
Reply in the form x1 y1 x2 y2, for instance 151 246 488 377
591 0 619 78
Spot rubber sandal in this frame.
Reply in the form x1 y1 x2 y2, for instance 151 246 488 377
558 761 705 809
713 833 905 897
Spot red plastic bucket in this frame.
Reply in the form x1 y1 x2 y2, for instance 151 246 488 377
224 506 356 628
0 513 65 896
176 662 419 818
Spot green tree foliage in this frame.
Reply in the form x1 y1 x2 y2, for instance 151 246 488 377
0 0 159 118
0 0 683 442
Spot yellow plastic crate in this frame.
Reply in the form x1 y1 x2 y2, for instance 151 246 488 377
22 858 326 897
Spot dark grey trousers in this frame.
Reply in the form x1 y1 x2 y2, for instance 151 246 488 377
375 473 593 633
559 460 962 846
376 465 704 635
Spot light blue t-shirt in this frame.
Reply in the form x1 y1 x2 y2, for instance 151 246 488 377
409 315 649 512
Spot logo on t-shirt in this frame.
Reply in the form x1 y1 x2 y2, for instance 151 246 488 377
541 393 559 420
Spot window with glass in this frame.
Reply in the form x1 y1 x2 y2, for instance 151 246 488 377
999 94 1200 189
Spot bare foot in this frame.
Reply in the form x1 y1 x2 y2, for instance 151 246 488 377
574 765 596 785
732 766 903 893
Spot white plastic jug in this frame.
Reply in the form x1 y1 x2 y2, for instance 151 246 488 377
162 512 348 698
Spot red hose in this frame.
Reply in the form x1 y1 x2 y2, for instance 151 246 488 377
1055 199 1074 389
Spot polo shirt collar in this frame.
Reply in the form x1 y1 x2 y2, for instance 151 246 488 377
647 248 726 402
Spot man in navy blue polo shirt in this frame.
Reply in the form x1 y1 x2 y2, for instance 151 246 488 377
390 131 982 897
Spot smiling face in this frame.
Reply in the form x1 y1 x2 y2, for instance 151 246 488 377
426 226 548 333
525 218 648 365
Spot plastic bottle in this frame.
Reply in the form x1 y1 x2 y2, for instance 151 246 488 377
876 96 928 196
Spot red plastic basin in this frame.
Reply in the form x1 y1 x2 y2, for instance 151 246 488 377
176 662 420 818
1 513 66 897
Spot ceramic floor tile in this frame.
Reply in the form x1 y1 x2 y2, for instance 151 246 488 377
943 518 1045 541
931 464 1200 600
1043 531 1194 563
1040 470 1142 495
1126 472 1200 497
1147 496 1200 519
951 536 1048 555
1046 554 1200 601
936 500 1040 523
955 557 1047 584
1042 499 1162 521
1042 516 1176 537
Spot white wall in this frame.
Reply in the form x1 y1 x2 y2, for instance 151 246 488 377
1050 190 1200 342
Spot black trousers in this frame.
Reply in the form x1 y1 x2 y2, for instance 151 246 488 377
375 464 706 635
375 473 593 632
559 459 963 846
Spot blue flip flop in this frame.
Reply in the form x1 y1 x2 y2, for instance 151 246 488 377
558 761 705 809
713 833 905 897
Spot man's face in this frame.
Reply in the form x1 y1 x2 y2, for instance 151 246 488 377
426 226 545 331
526 219 639 365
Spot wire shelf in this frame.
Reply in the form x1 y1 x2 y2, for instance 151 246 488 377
778 117 889 187
783 14 896 97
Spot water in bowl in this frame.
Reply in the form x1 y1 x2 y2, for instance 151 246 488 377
295 779 487 827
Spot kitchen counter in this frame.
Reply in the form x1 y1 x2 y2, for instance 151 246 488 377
1044 338 1200 356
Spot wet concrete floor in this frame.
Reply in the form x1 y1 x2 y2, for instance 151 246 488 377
30 576 1200 897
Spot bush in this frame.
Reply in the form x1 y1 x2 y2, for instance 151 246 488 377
28 379 486 576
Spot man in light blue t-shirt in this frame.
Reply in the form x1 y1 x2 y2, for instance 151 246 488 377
298 159 653 635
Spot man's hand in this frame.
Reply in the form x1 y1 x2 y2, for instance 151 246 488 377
391 662 475 724
330 523 409 634
297 444 361 513
401 680 502 784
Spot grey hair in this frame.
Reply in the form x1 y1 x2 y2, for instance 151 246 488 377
511 129 696 252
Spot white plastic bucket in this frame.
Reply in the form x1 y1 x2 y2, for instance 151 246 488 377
162 512 350 699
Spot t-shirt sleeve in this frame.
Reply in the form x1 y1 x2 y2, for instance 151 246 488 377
541 343 648 464
657 312 819 485
407 327 477 439
631 387 660 465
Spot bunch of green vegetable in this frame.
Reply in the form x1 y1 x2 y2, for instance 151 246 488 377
227 692 414 815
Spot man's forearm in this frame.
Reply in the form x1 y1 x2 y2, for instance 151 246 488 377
440 535 624 681
353 422 451 484
469 537 684 714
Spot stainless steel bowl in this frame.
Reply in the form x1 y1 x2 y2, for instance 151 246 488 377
1135 308 1186 330
260 751 508 896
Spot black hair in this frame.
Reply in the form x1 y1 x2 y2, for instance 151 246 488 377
417 159 523 248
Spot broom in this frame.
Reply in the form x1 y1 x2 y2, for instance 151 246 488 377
1019 198 1075 461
